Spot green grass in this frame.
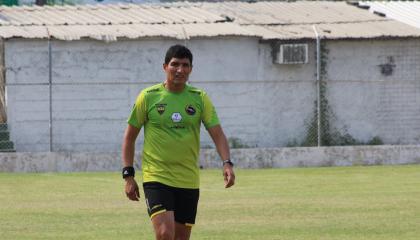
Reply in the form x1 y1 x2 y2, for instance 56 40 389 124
1 165 420 240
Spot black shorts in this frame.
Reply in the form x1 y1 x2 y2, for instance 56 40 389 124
143 182 200 226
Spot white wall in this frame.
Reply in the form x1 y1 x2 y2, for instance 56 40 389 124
2 145 420 172
5 37 318 152
326 39 420 144
5 37 420 152
6 39 176 152
189 38 317 148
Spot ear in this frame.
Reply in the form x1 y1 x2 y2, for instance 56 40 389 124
163 63 167 71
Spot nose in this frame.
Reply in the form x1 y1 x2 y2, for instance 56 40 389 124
175 66 186 74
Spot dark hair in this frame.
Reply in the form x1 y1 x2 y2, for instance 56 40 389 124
164 44 193 65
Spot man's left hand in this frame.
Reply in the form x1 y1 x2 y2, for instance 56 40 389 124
223 165 235 188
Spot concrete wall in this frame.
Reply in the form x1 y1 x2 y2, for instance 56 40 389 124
6 39 172 152
5 37 317 152
4 37 420 152
325 39 420 144
1 145 420 172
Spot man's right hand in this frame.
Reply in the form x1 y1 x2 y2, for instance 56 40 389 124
125 177 140 201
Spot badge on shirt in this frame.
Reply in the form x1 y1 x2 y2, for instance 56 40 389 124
185 105 196 115
171 112 182 123
156 104 166 115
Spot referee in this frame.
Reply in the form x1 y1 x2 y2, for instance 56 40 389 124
122 44 235 240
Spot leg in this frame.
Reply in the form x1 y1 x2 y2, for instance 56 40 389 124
151 211 175 240
143 182 176 240
173 188 199 240
175 222 192 240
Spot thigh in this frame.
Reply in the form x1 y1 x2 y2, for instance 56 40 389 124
152 211 176 240
175 222 192 240
173 188 199 226
143 182 175 219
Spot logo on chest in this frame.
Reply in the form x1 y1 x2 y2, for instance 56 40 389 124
171 112 182 123
185 105 196 115
155 104 166 115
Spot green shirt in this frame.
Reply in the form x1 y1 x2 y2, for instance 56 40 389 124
127 83 220 189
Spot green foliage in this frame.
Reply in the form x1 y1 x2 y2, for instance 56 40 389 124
297 42 383 147
228 137 250 149
367 136 384 145
0 0 18 6
286 139 300 147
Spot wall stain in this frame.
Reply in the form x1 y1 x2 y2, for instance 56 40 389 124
378 56 396 76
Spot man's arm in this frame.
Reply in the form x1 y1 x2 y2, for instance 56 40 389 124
122 124 141 201
207 125 235 188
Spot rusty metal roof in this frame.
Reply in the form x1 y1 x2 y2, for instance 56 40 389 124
0 1 419 41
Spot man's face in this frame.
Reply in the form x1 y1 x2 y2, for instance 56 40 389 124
163 58 192 85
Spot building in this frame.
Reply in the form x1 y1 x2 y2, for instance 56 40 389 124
1 1 420 152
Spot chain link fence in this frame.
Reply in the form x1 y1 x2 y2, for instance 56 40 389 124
289 40 420 147
0 123 14 152
0 39 12 152
2 38 420 151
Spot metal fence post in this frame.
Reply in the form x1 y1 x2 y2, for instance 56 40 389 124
48 38 53 152
313 26 321 147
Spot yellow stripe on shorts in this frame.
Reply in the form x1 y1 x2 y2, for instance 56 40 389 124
150 209 166 219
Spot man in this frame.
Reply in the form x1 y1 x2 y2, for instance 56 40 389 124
122 44 235 240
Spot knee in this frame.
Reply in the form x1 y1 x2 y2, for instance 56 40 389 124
155 227 175 240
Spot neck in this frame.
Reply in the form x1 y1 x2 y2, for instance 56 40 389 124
164 81 186 93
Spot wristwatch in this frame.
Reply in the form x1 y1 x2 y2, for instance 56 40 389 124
222 159 234 167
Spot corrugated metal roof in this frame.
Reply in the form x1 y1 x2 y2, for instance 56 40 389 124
245 20 420 40
1 1 420 41
0 23 257 41
199 1 382 25
359 1 420 29
0 4 225 26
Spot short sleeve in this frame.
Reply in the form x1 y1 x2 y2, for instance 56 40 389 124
127 91 147 129
201 92 220 129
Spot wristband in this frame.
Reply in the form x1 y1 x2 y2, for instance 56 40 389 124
122 166 135 179
222 160 234 167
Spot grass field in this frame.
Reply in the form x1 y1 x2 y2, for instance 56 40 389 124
1 165 420 240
